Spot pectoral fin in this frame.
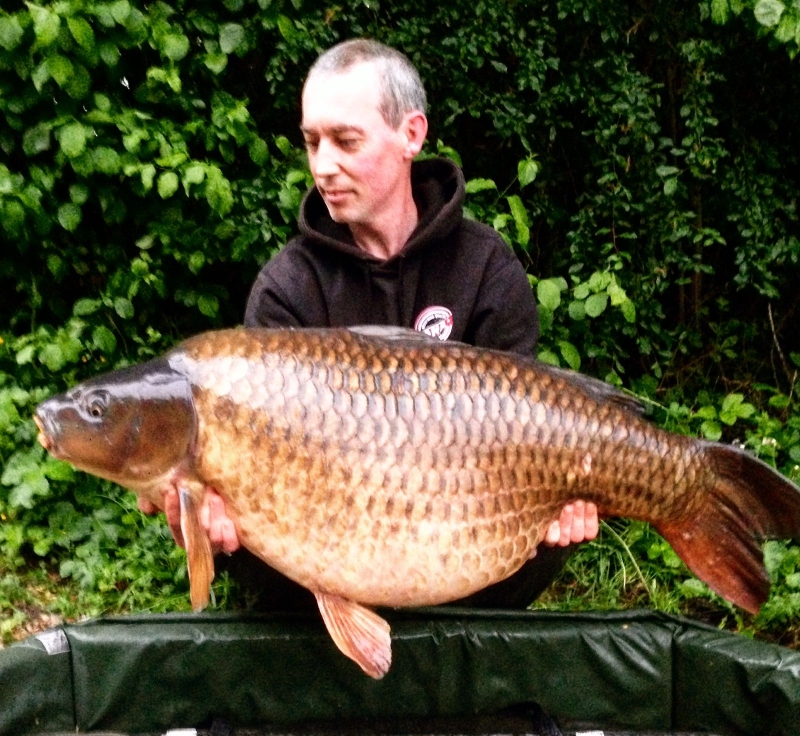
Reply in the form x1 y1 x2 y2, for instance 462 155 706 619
179 488 215 611
314 591 392 679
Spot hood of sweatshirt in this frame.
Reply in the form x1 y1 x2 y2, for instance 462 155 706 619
297 157 466 262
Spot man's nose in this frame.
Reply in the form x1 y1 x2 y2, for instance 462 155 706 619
312 139 340 177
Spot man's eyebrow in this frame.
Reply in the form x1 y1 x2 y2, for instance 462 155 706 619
300 124 365 136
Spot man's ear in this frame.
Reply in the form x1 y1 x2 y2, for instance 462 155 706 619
401 111 428 159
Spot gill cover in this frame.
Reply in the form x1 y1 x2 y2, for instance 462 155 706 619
34 357 196 490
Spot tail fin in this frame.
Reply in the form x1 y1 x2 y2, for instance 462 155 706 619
656 443 800 614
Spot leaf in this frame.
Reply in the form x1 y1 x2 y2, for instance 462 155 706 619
585 293 609 318
721 393 744 414
0 15 24 51
694 406 718 420
507 195 530 247
157 171 179 199
57 203 82 231
9 475 50 509
663 178 678 196
701 420 722 441
39 343 66 372
204 53 228 75
31 60 51 91
43 459 75 482
16 345 36 365
607 280 627 306
538 349 560 367
568 299 586 320
249 138 269 165
465 178 497 194
711 0 730 24
656 165 680 178
73 298 101 316
754 0 785 27
198 294 219 317
57 123 87 158
182 163 206 192
205 168 233 215
220 23 246 54
47 54 75 86
28 3 61 46
114 297 134 319
277 15 296 42
162 33 190 61
23 123 52 156
47 254 65 278
558 341 581 371
621 299 636 323
573 283 591 300
188 251 205 274
93 147 121 175
70 183 89 204
99 42 120 66
68 16 95 49
141 164 156 191
518 158 539 188
92 325 117 354
537 279 562 311
109 0 131 24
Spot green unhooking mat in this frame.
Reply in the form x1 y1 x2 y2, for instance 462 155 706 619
1 609 799 736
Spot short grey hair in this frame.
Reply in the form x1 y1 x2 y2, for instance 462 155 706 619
305 39 427 129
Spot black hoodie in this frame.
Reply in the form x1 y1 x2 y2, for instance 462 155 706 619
244 158 539 356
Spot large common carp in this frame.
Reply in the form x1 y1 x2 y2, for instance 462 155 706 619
34 326 800 678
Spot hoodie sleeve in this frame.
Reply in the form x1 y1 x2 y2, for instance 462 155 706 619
243 268 304 328
243 240 329 328
467 245 540 358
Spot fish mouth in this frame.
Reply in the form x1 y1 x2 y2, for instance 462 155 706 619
33 412 54 453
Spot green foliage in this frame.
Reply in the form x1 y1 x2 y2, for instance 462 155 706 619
710 0 800 57
1 0 798 638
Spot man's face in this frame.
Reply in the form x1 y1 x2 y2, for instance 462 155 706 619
301 63 412 227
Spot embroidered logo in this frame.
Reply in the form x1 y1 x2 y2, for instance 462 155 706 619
414 306 454 341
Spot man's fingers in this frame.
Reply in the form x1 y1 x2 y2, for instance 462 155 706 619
219 518 240 555
202 490 241 555
569 500 586 544
545 519 562 546
543 501 601 547
584 502 599 541
137 497 158 514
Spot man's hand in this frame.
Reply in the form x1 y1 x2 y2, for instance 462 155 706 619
544 501 599 546
139 488 240 555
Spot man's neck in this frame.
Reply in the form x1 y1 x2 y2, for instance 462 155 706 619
349 193 419 261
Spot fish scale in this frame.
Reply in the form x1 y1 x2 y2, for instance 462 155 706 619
34 325 800 678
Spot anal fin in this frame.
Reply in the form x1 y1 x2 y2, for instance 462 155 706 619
314 591 392 679
179 487 215 611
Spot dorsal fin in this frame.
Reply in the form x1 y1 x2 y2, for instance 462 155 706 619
542 364 646 416
347 325 437 342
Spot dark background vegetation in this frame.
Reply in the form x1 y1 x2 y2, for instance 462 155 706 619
1 0 798 645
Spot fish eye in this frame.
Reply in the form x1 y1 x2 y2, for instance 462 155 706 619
84 391 109 419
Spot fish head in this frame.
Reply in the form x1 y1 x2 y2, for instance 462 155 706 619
34 357 197 492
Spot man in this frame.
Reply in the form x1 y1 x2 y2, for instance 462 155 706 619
148 39 598 608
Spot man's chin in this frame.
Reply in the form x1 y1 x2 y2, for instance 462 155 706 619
324 202 357 224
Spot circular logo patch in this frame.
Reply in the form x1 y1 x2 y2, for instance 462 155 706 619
414 306 454 341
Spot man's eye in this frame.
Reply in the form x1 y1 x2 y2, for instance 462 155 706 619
304 140 319 152
339 139 358 150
